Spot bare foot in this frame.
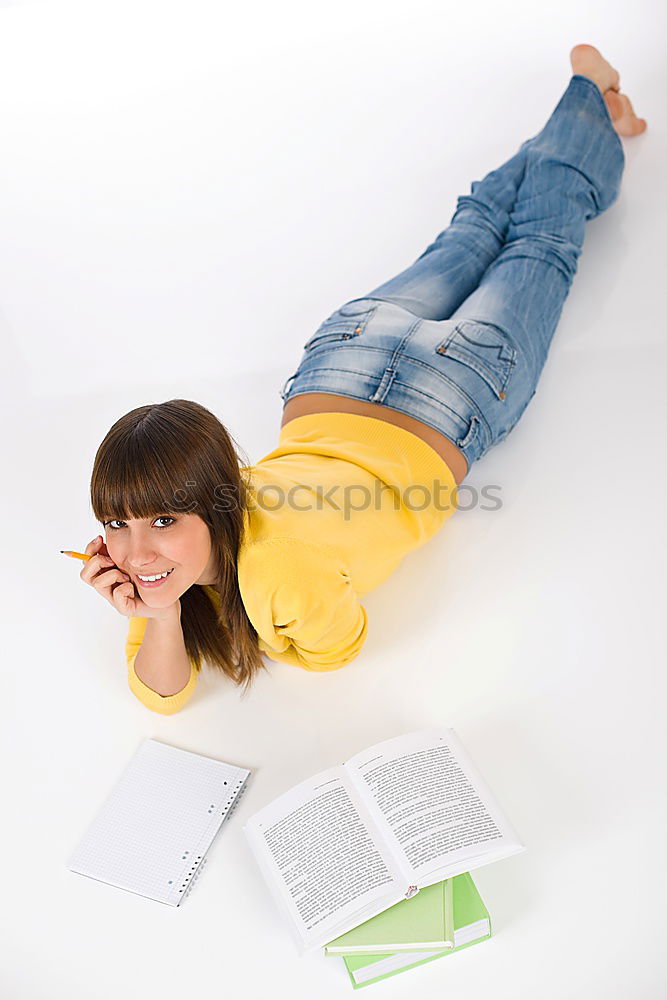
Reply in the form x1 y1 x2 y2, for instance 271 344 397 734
570 43 647 137
570 43 620 95
604 90 647 137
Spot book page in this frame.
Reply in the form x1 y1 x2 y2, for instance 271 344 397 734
243 765 406 953
345 728 525 884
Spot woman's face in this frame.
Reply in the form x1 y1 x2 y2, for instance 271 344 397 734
102 512 217 607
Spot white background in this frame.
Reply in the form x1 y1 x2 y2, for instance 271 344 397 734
1 0 665 997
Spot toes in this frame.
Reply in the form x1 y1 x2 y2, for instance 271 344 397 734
604 90 624 120
620 93 648 131
617 93 633 116
605 92 648 135
607 65 621 92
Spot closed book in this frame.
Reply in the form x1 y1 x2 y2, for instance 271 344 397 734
325 878 455 955
341 872 491 990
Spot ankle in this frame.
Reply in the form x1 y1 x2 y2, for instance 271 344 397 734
574 72 606 96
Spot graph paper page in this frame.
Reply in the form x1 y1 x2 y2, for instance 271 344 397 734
67 739 250 905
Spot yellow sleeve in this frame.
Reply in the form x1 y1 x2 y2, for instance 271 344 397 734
125 616 198 715
237 537 368 672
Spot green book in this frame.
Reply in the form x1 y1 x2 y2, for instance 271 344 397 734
325 878 455 955
340 872 491 990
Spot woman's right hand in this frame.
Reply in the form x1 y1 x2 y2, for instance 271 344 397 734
80 535 180 620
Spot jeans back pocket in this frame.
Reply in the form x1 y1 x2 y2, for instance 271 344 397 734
303 302 377 352
435 319 517 400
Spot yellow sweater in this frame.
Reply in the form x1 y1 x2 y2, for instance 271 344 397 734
126 412 459 713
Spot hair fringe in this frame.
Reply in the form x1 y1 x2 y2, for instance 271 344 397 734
90 399 267 690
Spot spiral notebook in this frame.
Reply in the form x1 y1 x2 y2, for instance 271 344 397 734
67 738 251 906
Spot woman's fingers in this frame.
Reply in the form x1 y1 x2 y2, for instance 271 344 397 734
94 567 132 599
83 534 110 561
79 535 141 617
80 536 125 587
111 581 137 615
81 536 106 581
85 564 139 616
80 553 114 584
84 535 104 557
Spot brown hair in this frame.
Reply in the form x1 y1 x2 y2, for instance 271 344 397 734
89 398 266 693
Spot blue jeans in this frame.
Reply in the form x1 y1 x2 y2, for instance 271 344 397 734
280 75 625 472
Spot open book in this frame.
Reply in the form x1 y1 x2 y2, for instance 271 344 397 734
243 728 524 954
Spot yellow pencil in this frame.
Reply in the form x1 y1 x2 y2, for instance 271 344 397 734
60 550 92 562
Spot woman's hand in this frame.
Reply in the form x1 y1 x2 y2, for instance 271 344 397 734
80 535 180 620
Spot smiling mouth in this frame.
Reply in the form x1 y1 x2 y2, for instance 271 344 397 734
135 568 175 583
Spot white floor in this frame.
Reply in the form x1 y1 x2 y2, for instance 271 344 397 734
1 1 665 997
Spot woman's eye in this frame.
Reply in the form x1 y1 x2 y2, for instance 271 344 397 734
102 517 174 530
155 517 175 529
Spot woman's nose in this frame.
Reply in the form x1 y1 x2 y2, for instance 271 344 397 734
127 544 159 569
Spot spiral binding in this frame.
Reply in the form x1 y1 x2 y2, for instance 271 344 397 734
177 776 250 905
225 779 249 821
180 857 209 903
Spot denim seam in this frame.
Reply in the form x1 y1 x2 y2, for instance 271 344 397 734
439 322 518 399
390 372 493 444
568 74 626 164
388 376 469 431
458 414 483 452
291 362 391 379
392 319 493 437
368 316 424 404
301 343 408 364
304 333 363 352
391 355 494 441
397 320 495 437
